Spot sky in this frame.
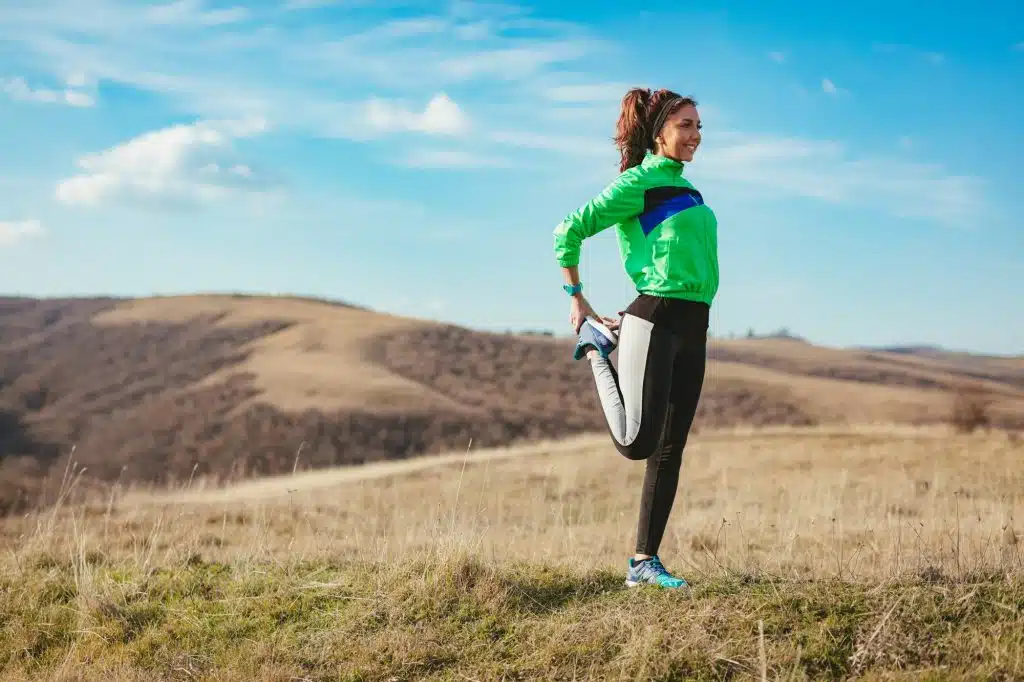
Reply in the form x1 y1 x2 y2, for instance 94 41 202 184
0 0 1022 355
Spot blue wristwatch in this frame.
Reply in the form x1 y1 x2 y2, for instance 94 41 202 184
563 283 582 296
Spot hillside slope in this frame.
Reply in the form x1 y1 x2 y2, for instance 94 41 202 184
1 294 1021 514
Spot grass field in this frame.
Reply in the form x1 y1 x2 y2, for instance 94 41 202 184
2 425 1022 680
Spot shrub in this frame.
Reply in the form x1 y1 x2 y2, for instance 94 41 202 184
950 384 993 433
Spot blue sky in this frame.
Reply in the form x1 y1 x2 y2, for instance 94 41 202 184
1 0 1021 355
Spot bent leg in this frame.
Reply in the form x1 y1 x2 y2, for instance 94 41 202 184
588 312 678 461
635 334 707 556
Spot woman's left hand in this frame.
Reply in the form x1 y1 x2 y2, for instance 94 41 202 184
601 315 621 332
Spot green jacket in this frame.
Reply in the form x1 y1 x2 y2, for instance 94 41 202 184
553 151 719 306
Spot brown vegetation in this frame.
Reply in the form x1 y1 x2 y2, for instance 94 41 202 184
1 426 1021 680
1 294 1022 516
951 382 995 433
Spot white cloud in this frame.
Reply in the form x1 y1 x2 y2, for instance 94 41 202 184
145 0 249 27
282 0 330 8
55 118 273 208
1 76 94 107
820 78 851 96
362 93 469 136
65 71 89 88
437 42 597 81
322 16 449 50
283 0 380 9
689 131 986 227
487 130 610 158
0 0 248 36
768 51 786 63
454 20 493 40
399 148 512 169
872 42 952 65
0 0 601 140
63 89 95 107
540 82 629 104
448 1 526 21
0 219 45 247
0 0 995 234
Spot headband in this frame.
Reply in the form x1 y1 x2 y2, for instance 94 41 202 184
649 96 685 146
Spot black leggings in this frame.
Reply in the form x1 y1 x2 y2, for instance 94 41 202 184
587 294 707 556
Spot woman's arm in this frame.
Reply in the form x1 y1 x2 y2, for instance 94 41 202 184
561 265 582 291
561 265 605 333
552 170 645 269
554 171 644 332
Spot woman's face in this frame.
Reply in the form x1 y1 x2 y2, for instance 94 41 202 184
655 104 702 163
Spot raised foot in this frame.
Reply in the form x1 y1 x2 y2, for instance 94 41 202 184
573 317 618 361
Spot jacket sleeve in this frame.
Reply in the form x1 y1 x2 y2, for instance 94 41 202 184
552 169 646 268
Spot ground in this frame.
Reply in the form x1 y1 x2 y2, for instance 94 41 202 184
1 424 1021 680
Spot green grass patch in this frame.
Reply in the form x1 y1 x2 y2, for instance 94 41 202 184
1 555 1021 680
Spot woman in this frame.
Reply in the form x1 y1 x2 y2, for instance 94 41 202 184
552 87 718 589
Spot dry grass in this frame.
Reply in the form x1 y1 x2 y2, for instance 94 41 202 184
2 425 1022 680
41 424 1018 580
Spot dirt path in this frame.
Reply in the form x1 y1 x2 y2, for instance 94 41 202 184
127 424 951 508
129 435 602 507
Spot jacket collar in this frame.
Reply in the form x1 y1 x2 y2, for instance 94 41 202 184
641 151 685 172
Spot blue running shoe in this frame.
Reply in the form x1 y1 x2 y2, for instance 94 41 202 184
625 556 689 589
573 317 618 360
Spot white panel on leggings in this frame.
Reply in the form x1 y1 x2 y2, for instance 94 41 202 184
617 313 654 445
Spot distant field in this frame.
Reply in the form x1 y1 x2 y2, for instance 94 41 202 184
1 425 1021 679
2 293 1022 516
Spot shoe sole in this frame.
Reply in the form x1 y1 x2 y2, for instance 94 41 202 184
585 319 614 352
623 578 688 589
574 318 618 361
585 317 618 347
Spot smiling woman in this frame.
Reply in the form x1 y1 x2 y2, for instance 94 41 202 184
552 87 719 591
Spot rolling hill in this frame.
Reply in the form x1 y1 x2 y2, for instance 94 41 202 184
1 293 1022 514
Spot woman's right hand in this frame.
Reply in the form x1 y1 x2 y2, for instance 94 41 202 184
569 295 599 333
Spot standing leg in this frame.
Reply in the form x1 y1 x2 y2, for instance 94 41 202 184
634 334 706 558
625 315 707 589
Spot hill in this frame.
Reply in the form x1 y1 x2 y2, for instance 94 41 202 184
1 293 1022 514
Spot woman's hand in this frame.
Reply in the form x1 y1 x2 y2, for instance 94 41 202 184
562 267 621 334
569 294 598 333
570 296 620 335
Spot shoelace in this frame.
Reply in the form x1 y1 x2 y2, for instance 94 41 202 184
643 557 669 577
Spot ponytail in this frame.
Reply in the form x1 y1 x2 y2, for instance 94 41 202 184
613 88 652 173
613 87 695 172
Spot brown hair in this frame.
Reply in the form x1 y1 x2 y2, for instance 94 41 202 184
613 87 697 172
